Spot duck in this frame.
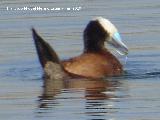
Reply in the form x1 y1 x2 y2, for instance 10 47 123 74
32 17 128 79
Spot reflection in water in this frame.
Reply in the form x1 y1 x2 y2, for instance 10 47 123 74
38 76 122 119
38 77 65 109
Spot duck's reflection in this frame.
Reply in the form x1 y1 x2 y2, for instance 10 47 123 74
38 77 120 119
38 77 65 109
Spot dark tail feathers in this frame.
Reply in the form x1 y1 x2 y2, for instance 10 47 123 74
32 28 61 68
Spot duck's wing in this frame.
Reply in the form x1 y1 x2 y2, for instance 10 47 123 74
32 28 61 68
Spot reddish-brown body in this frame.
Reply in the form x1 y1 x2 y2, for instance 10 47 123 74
62 51 122 78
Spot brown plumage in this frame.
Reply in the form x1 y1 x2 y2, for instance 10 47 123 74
62 51 122 78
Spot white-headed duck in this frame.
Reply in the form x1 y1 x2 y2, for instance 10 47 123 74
32 17 128 79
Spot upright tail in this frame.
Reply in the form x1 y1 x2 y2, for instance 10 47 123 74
32 28 61 68
32 28 81 79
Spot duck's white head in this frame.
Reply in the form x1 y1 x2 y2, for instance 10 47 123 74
84 17 128 55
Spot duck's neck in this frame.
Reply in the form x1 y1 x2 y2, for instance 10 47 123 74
84 38 106 52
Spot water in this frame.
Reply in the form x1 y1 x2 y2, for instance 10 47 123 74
0 0 160 120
